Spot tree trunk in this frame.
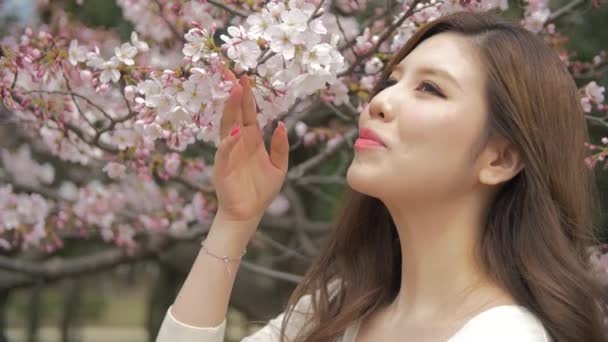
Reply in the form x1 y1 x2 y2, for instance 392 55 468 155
61 279 82 342
26 280 43 342
146 263 180 342
0 289 10 342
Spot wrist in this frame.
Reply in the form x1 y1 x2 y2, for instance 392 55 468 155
214 209 264 227
204 211 262 254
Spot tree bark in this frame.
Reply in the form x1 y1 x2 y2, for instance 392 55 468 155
26 280 43 342
61 279 83 342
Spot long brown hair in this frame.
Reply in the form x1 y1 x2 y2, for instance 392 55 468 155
279 11 607 342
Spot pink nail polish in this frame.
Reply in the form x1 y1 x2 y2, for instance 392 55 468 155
230 125 241 137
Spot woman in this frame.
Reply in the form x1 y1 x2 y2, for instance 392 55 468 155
156 11 607 342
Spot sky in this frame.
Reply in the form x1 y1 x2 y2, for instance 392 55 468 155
0 0 37 24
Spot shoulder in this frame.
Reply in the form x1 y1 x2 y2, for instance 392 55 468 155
284 277 344 316
449 305 551 342
242 278 344 341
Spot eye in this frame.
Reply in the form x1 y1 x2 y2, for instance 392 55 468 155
416 81 445 98
376 77 398 91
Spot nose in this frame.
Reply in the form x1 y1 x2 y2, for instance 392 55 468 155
368 92 392 121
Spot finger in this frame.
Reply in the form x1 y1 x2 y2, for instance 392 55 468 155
269 121 289 172
222 67 237 82
219 83 243 140
214 125 242 175
239 74 259 128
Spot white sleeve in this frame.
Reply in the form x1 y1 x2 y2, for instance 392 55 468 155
155 279 343 342
448 306 551 342
155 305 226 342
154 295 312 342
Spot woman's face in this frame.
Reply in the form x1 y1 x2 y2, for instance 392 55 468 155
347 32 489 204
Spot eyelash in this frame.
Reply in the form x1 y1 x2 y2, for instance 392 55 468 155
377 78 445 98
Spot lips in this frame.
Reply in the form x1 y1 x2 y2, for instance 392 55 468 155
356 127 386 148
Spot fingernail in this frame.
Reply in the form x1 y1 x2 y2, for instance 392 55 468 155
230 125 241 137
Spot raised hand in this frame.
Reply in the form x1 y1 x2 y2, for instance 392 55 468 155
212 71 290 226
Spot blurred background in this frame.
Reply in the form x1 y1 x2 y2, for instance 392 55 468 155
0 0 607 341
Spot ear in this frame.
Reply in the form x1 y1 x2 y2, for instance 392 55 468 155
477 136 525 186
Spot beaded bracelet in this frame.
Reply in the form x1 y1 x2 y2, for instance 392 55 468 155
200 240 247 278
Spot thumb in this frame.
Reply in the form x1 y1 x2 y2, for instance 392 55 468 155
269 121 289 172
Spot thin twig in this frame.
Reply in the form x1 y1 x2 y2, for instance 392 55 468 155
307 0 327 24
322 100 356 122
62 69 97 131
338 0 426 78
284 185 319 257
208 0 248 18
338 0 401 54
585 114 608 128
295 175 346 186
288 127 357 180
547 0 587 23
151 0 185 42
11 70 18 89
297 183 338 205
11 89 119 153
22 89 113 121
173 174 215 194
255 231 309 261
240 260 303 283
336 15 358 58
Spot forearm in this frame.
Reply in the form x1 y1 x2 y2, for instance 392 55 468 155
170 212 261 327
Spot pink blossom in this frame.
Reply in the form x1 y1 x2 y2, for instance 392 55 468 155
585 81 605 105
163 153 181 176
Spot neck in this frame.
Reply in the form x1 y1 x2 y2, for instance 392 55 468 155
382 193 503 323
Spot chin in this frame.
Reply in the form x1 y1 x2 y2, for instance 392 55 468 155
346 163 381 198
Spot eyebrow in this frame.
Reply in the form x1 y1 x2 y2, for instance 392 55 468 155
392 63 463 91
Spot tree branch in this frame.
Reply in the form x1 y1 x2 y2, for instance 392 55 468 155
207 0 249 18
23 89 114 122
547 0 587 23
61 68 97 132
338 0 426 78
287 127 357 180
0 238 169 287
240 260 303 283
151 0 185 42
295 175 346 186
284 185 319 256
338 1 401 54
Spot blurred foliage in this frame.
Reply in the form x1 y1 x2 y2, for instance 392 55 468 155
51 0 133 39
9 280 106 325
5 0 607 233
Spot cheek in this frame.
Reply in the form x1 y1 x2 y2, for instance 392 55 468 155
397 102 456 142
385 106 485 194
347 102 487 200
397 102 483 156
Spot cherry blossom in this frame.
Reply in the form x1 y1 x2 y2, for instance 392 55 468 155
0 0 605 261
586 81 606 105
130 31 149 52
114 42 138 66
68 39 88 66
183 28 215 63
220 26 262 70
103 162 128 179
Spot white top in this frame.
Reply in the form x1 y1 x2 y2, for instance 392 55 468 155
156 290 551 342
